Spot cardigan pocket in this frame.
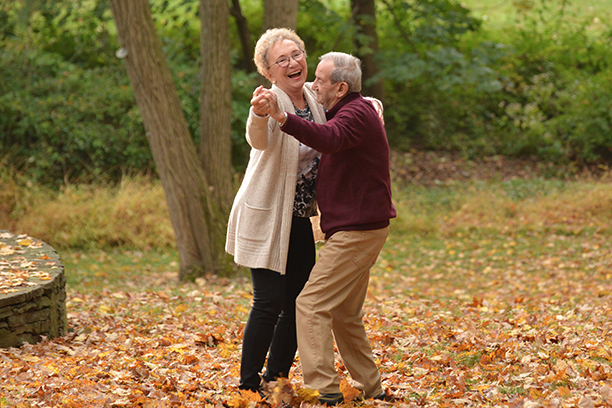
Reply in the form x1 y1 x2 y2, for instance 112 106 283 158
237 203 274 242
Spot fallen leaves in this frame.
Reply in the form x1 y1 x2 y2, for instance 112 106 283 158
0 231 56 294
365 230 612 407
1 224 612 407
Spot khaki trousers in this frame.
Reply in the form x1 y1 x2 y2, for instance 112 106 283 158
296 227 388 397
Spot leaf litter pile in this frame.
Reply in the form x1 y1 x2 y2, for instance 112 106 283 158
1 229 612 407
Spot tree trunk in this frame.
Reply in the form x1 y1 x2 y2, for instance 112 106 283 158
263 0 298 30
229 0 256 72
108 0 230 280
199 0 235 269
351 0 384 101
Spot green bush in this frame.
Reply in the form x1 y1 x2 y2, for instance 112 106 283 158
0 48 154 184
479 0 612 163
552 72 612 163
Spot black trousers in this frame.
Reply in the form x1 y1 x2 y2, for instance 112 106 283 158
239 216 316 391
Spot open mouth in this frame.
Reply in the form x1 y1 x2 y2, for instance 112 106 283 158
288 70 302 79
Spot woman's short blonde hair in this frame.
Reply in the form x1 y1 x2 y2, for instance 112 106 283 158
253 28 306 77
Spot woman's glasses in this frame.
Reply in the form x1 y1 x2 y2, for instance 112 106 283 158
268 50 305 69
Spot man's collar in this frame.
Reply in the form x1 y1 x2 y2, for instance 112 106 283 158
325 92 361 119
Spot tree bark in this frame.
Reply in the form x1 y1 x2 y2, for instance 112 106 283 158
263 0 298 30
108 0 230 280
199 0 235 270
229 0 256 72
351 0 385 101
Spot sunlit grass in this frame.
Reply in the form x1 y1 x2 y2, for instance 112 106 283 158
461 0 612 29
62 248 180 293
391 178 612 239
3 175 175 250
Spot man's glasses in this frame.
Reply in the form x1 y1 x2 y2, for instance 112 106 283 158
268 50 305 69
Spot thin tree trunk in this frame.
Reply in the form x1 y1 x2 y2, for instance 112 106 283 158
199 0 235 269
351 0 385 101
229 0 256 72
263 0 298 30
108 0 227 280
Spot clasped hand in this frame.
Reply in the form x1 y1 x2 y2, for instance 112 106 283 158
251 86 284 123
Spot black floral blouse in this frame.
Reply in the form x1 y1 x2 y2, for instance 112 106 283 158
292 100 320 218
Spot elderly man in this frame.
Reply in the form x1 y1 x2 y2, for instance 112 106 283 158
254 52 396 404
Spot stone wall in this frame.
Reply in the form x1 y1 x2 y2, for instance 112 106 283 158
0 231 67 348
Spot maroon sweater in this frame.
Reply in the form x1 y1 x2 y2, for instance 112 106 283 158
281 92 396 239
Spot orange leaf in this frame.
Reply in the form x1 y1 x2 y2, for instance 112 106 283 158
340 378 361 401
558 386 572 398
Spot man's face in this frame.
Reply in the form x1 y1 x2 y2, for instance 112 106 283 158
312 59 343 110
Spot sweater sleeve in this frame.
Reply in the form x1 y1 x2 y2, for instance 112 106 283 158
281 108 364 154
246 107 275 150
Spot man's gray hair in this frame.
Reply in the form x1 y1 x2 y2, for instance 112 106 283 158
319 52 362 93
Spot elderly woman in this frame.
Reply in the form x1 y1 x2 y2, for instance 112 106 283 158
225 28 326 394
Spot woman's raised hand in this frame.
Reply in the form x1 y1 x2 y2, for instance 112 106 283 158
251 86 270 117
259 89 284 123
250 87 285 124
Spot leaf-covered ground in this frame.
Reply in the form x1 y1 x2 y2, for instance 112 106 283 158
1 225 611 408
3 172 612 407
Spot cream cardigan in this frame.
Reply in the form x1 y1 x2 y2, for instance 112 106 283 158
225 83 326 274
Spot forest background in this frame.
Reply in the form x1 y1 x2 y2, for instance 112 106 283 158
1 0 612 406
1 0 611 187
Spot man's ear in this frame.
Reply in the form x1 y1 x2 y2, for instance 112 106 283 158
336 82 349 98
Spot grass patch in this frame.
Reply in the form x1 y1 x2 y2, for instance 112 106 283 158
63 248 181 293
391 177 612 242
1 174 175 250
461 0 612 30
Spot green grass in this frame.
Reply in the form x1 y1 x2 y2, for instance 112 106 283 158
461 0 612 28
62 248 181 293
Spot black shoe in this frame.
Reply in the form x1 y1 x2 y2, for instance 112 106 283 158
318 392 344 405
373 391 392 401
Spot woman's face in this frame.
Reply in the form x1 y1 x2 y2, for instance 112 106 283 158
266 39 307 95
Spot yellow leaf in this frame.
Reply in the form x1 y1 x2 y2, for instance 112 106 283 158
297 387 319 403
174 304 189 314
595 347 612 361
529 388 544 399
219 343 233 358
17 238 34 247
43 363 60 374
98 304 113 314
